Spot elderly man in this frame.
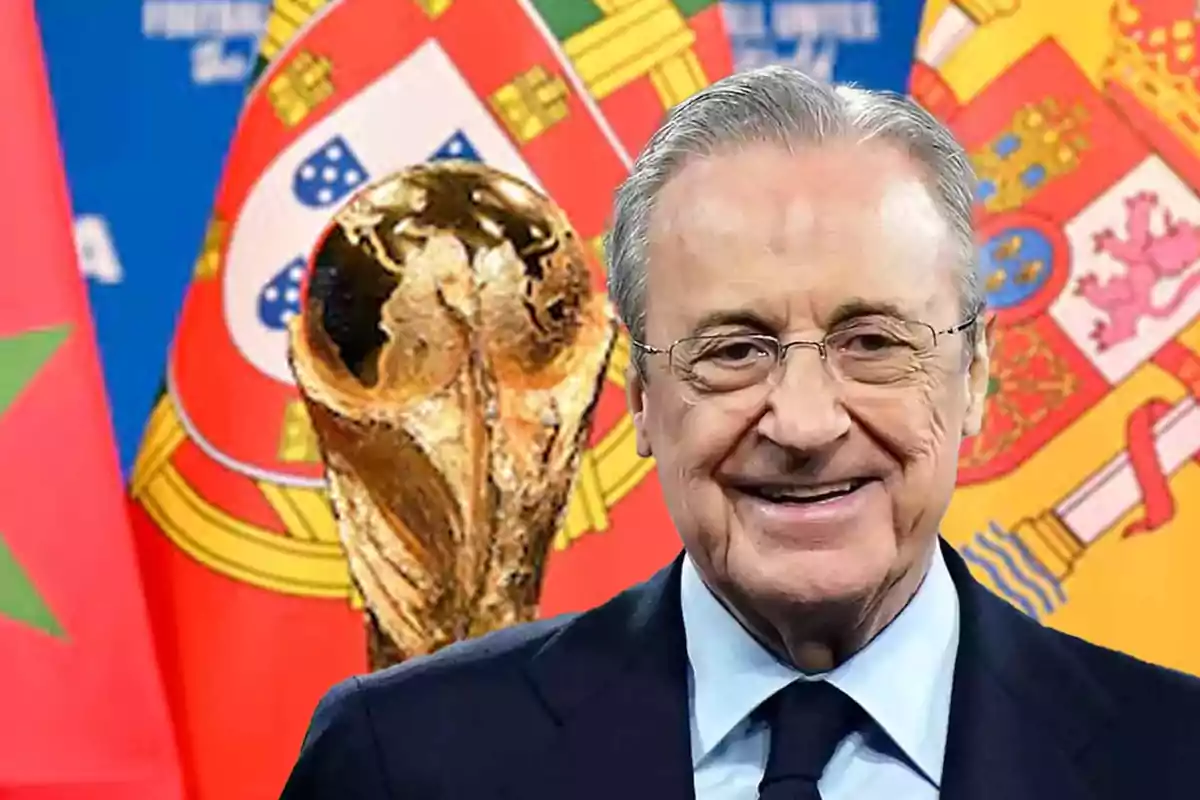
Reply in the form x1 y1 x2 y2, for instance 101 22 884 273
281 66 1200 800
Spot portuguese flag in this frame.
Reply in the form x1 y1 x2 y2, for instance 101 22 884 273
126 1 730 797
0 2 184 798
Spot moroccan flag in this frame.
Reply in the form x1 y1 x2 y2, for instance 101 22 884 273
911 0 1200 677
127 0 732 797
0 2 184 797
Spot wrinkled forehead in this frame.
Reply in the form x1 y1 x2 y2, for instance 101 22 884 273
644 141 962 334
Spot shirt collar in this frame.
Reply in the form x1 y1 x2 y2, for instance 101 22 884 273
680 544 960 784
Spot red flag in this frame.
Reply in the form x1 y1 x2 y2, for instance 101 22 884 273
0 3 184 798
127 1 731 797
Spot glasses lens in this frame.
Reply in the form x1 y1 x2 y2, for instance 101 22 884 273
826 320 934 384
671 334 778 392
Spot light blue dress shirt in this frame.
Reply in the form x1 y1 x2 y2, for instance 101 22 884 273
680 545 960 799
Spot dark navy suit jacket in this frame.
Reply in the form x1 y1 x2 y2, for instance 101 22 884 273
279 541 1200 799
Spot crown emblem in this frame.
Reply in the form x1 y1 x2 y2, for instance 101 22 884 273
1104 0 1200 154
971 99 1090 214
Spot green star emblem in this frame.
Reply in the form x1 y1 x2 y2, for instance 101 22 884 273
0 325 70 637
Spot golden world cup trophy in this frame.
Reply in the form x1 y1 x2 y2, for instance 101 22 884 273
288 161 617 669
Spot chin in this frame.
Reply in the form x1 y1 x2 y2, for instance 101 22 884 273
728 528 902 613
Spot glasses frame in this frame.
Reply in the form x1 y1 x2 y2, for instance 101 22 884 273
630 311 982 390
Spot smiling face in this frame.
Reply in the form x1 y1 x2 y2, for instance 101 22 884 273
629 139 989 664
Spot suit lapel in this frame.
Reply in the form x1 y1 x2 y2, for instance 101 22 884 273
939 541 1115 800
501 559 694 800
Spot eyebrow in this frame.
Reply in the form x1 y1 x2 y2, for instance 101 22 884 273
825 299 912 328
689 309 778 335
685 299 915 337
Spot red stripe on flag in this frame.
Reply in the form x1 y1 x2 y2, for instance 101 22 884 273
130 500 366 800
0 2 184 797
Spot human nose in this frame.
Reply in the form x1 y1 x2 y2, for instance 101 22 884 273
756 342 850 450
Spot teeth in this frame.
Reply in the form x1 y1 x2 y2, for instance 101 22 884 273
760 481 859 501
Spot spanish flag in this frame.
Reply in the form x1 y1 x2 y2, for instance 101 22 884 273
915 0 1200 676
127 1 731 797
0 2 183 797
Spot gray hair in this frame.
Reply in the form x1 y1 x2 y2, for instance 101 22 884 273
606 65 982 348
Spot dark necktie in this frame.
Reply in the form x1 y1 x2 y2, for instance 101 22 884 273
758 680 866 800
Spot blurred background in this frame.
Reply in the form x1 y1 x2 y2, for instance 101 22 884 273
7 1 1200 798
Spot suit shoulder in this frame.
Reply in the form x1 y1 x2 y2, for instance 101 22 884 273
962 556 1200 716
280 675 392 797
285 613 578 793
1056 626 1200 688
1032 624 1200 792
357 611 576 696
1048 623 1200 717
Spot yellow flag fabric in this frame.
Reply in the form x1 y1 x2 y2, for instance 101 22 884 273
913 0 1200 675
